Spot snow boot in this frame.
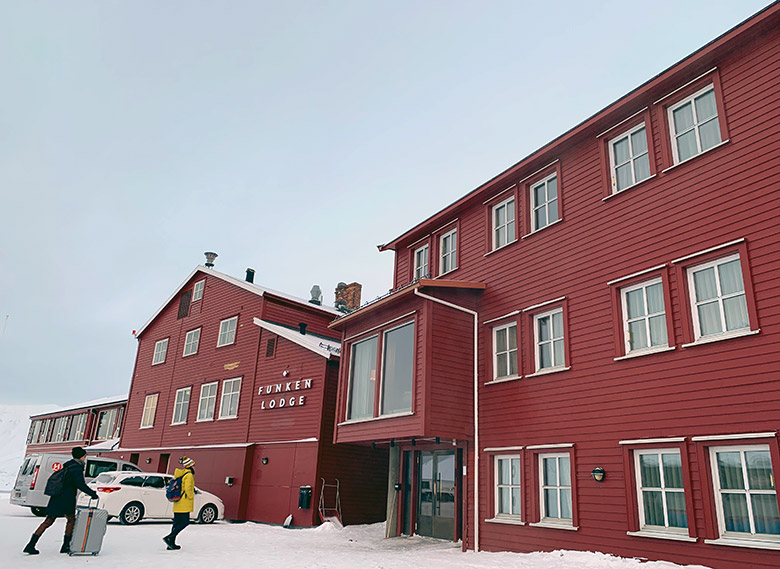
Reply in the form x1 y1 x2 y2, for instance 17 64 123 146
23 534 41 555
163 535 180 550
60 534 72 554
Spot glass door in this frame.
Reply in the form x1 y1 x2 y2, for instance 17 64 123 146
417 450 456 540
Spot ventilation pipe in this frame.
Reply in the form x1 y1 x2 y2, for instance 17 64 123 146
298 323 307 335
246 268 255 283
204 252 218 268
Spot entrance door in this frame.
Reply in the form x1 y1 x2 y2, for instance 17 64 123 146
417 450 456 540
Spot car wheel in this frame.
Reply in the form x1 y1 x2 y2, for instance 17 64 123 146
119 502 144 525
198 504 218 524
31 507 47 517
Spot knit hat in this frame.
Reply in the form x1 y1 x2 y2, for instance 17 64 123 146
181 456 195 468
72 447 87 459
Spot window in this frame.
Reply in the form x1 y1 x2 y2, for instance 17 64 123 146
347 336 378 420
140 394 158 428
380 322 414 415
493 322 518 379
152 338 169 365
710 445 780 543
492 196 515 250
197 382 218 421
668 84 722 164
183 328 201 357
85 460 118 479
177 290 192 319
52 416 69 443
29 420 42 444
495 455 522 519
192 279 205 302
171 387 191 425
218 378 241 419
687 254 749 341
414 244 429 280
622 279 668 354
439 229 458 275
35 419 51 443
530 174 559 232
609 123 651 192
217 317 238 347
540 454 572 524
534 308 565 372
634 449 688 533
95 408 120 440
67 413 87 441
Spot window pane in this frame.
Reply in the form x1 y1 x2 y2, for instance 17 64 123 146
626 289 646 319
559 457 570 485
506 200 515 223
676 130 698 162
648 315 668 346
751 494 780 535
506 219 515 241
381 323 415 415
544 457 557 485
539 343 552 368
613 136 630 163
673 103 694 133
548 198 559 223
560 488 572 519
616 163 633 191
511 487 522 515
533 184 546 206
498 459 511 485
699 118 721 152
499 487 511 514
496 329 507 352
722 494 750 533
553 339 564 366
718 259 744 295
698 302 723 336
547 177 557 200
717 451 746 490
508 326 517 351
534 207 546 230
348 337 378 420
511 458 521 484
629 320 648 351
495 205 505 227
666 492 688 528
496 353 508 378
552 311 563 337
694 90 717 121
545 489 559 518
508 352 518 376
746 450 775 490
643 490 665 526
640 454 661 487
633 154 651 184
723 295 749 331
646 283 664 314
538 316 550 342
662 453 683 488
631 127 648 154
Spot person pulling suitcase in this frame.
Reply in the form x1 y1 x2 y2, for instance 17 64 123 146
23 446 99 555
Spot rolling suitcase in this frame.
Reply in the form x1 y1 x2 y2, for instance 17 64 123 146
69 500 108 556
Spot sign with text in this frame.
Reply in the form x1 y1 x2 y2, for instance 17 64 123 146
257 378 314 410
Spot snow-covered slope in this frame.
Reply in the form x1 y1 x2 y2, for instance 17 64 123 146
0 404 58 491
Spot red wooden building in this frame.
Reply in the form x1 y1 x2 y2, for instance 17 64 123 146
112 263 387 526
25 395 127 456
329 5 780 568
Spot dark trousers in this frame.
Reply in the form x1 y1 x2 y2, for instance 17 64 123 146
35 514 75 538
169 512 190 541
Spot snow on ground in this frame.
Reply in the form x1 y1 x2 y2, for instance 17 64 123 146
0 404 58 491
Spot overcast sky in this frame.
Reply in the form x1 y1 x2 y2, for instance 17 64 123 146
0 1 771 406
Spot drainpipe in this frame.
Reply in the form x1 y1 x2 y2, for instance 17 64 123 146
413 289 480 552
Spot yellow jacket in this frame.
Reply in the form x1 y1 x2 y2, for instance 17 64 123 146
172 468 195 514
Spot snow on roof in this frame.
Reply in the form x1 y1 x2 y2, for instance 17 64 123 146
135 266 340 338
253 318 341 359
85 438 120 451
31 394 127 418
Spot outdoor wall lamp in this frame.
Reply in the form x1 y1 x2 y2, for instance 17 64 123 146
262 457 269 465
145 458 151 464
591 467 606 482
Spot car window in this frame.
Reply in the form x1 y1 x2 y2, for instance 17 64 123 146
119 476 145 487
20 457 33 475
94 473 116 484
143 476 166 489
85 460 118 478
122 464 141 471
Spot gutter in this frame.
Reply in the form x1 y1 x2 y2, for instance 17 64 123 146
413 289 480 552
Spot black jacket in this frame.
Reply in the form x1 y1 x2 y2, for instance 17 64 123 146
45 458 98 518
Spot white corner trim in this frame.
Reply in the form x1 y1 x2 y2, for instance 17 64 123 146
483 310 521 325
661 139 730 173
526 443 574 450
483 446 524 452
681 328 760 348
653 67 718 105
607 264 667 286
691 432 776 442
671 237 745 264
614 346 676 361
522 297 566 313
619 437 686 445
522 218 563 240
627 530 697 542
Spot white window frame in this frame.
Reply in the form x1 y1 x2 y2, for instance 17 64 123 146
633 448 688 535
67 413 87 441
668 84 721 164
439 228 457 275
183 328 201 357
95 408 118 440
140 394 159 429
621 278 669 355
217 317 238 347
530 173 559 232
152 338 169 365
52 416 69 443
609 122 651 193
539 453 573 526
414 244 429 280
171 387 191 425
218 377 242 419
709 444 780 546
534 308 565 372
197 382 218 422
494 454 522 520
687 253 749 342
493 322 519 380
492 196 516 250
192 279 205 302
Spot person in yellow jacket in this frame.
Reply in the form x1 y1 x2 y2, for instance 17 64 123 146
162 456 195 550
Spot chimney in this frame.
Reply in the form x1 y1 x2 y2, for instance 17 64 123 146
309 285 322 306
204 251 218 268
334 282 362 313
298 323 307 335
246 268 255 283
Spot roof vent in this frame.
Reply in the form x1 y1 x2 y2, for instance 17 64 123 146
246 268 255 283
298 323 307 335
204 252 218 268
309 285 322 306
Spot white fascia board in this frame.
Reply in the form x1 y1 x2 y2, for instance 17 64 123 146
32 394 128 418
253 318 341 359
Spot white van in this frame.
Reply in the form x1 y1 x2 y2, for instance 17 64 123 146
10 453 143 516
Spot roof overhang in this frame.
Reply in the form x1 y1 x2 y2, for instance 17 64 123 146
253 318 341 359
